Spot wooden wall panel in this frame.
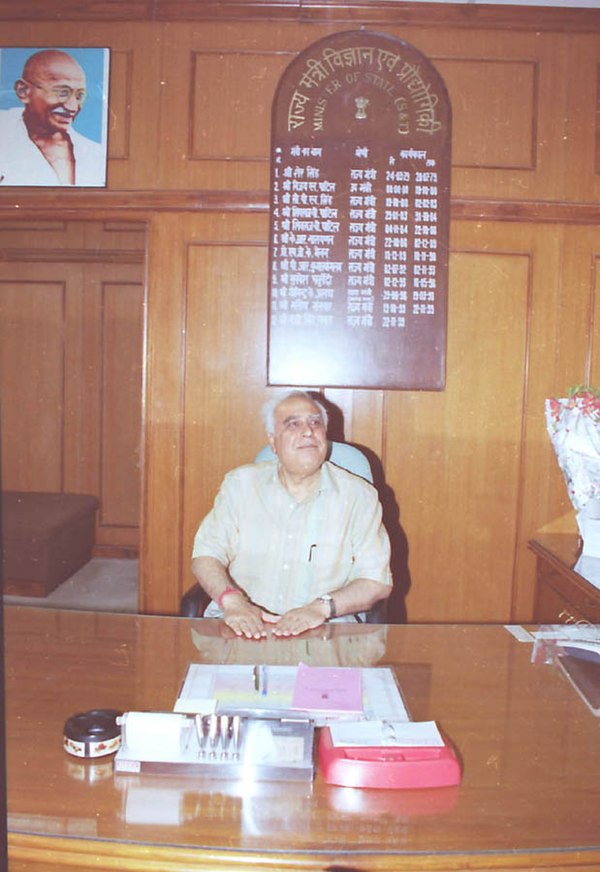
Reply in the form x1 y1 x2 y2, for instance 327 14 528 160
446 221 564 623
0 17 591 202
100 282 144 531
1 8 598 621
438 58 537 170
63 260 103 500
141 215 189 613
104 25 165 190
0 223 144 557
385 248 530 622
189 51 289 160
418 28 568 202
143 213 573 621
154 22 572 200
158 21 297 189
0 280 65 492
144 214 584 621
182 241 270 600
105 49 134 161
557 226 600 392
593 253 600 383
564 33 600 205
141 213 271 612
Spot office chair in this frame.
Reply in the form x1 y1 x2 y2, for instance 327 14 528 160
253 441 373 483
180 442 387 622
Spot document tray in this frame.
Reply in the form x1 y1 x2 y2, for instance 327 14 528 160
318 725 461 789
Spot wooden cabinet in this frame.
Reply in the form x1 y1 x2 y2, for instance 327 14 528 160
530 531 600 624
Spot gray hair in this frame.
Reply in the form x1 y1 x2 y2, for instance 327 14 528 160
261 390 328 435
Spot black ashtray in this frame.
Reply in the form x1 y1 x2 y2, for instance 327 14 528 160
64 708 122 758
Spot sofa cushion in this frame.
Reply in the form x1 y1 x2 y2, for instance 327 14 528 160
2 491 100 596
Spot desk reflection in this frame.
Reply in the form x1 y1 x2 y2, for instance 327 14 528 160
189 619 388 667
113 772 458 831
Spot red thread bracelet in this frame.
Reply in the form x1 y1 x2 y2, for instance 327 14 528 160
217 587 242 609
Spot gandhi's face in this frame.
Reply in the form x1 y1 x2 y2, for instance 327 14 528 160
18 54 86 135
268 396 328 479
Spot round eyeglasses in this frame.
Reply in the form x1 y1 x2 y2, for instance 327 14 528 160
24 79 87 104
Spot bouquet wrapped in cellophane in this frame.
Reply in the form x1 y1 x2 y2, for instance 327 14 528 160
545 387 600 558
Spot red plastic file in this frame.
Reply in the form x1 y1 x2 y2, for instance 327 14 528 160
318 726 462 790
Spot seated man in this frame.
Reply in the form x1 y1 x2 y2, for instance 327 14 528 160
191 390 392 639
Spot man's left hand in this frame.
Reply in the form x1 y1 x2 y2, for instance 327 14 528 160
262 601 328 637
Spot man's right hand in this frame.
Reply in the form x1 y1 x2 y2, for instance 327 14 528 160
222 594 267 639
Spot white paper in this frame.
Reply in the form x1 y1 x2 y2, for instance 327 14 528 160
574 553 600 589
329 719 444 748
533 624 600 643
173 698 216 715
174 663 410 725
504 625 535 642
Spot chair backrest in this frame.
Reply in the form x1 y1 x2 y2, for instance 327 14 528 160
254 441 373 483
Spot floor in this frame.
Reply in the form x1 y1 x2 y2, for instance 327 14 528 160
3 558 139 613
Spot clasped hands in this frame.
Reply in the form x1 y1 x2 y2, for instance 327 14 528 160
222 595 328 640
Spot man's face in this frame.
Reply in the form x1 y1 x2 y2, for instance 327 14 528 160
268 396 328 479
18 56 86 135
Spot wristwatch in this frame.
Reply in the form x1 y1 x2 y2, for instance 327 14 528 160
317 594 336 621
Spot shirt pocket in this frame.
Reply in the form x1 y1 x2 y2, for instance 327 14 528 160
307 540 352 587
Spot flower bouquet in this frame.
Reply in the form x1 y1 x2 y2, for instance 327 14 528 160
545 386 600 558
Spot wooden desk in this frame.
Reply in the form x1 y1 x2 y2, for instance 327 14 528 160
529 531 600 623
5 607 600 871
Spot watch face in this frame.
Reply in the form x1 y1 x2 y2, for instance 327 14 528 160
319 595 333 618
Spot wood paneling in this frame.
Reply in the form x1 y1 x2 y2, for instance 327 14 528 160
0 6 598 619
101 282 144 530
564 32 600 209
106 49 134 161
386 243 531 621
439 58 537 170
0 280 65 491
0 0 598 32
189 51 289 161
412 27 568 202
182 240 270 580
142 212 584 621
558 226 600 391
142 213 270 613
0 223 145 556
154 22 574 198
140 214 190 612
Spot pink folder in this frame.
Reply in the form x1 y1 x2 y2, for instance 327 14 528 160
291 663 364 716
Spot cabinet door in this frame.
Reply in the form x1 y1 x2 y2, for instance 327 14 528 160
534 559 600 624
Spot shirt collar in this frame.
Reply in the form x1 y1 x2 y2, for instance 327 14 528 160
267 459 338 501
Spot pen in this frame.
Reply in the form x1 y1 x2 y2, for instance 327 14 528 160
261 664 268 697
208 713 218 756
253 664 260 692
232 714 241 758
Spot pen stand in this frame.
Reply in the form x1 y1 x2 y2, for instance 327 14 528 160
114 711 315 783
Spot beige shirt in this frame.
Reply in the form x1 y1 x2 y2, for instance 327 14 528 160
192 460 392 617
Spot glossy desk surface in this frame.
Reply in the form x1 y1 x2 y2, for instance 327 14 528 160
5 607 600 871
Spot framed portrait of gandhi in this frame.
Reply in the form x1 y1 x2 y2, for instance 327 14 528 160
0 46 110 188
